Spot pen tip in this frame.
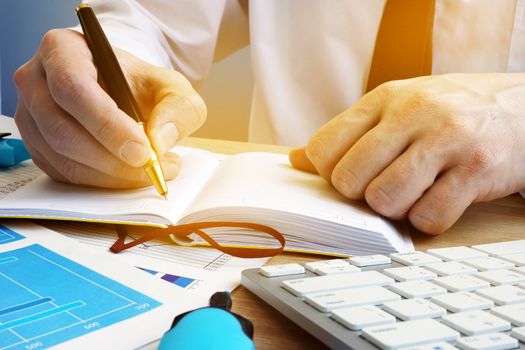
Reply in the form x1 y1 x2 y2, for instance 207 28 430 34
162 194 168 200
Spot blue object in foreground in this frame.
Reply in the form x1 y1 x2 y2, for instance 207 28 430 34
0 134 31 167
159 291 255 350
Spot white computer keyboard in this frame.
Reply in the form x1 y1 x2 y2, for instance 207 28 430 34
241 240 525 350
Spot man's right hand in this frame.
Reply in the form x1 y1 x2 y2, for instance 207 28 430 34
14 29 206 188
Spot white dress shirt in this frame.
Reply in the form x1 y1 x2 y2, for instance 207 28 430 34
88 0 525 146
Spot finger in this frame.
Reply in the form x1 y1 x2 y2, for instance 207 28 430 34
15 100 179 188
289 147 318 174
364 140 450 219
408 167 478 234
25 140 68 183
146 74 207 155
304 91 383 182
37 29 151 167
14 102 68 183
331 123 412 199
18 59 170 182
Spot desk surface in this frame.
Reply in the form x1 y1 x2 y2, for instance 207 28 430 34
182 137 525 350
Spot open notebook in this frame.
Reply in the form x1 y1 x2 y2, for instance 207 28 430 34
0 147 413 256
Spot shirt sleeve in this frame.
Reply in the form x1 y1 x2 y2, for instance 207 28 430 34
83 0 249 86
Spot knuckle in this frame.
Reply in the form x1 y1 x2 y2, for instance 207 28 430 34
13 64 30 92
94 114 120 142
48 68 86 107
45 120 75 155
402 91 439 118
373 81 401 99
60 158 82 184
185 93 207 127
40 29 63 53
464 147 492 175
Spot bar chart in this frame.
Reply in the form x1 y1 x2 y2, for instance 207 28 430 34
0 243 161 350
138 267 197 288
0 226 24 245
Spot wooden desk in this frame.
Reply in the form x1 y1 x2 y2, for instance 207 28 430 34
183 137 525 350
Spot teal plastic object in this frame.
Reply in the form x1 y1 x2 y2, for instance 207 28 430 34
0 134 31 167
158 307 255 350
158 291 254 350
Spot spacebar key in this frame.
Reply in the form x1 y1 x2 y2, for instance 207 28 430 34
361 319 459 350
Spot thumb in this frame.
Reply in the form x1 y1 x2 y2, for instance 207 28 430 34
289 147 318 174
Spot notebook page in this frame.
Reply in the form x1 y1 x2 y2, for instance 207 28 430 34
0 150 220 226
183 152 390 233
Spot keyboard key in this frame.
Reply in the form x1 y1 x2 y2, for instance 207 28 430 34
331 305 395 330
499 253 525 266
424 261 477 276
455 332 518 350
314 264 361 275
491 302 525 326
433 275 490 292
441 310 510 336
383 266 437 282
476 270 525 286
259 263 305 277
390 252 442 266
361 319 459 350
304 286 400 312
462 257 514 271
427 246 488 261
382 298 446 320
476 285 525 305
388 280 447 298
431 292 494 312
348 254 391 267
472 240 525 256
510 326 525 343
304 259 349 272
397 342 459 350
513 266 525 275
281 270 393 297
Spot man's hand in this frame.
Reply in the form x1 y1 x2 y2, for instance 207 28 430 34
290 73 525 234
14 29 206 188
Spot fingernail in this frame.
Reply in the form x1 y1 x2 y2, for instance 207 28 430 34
120 141 149 166
156 122 179 154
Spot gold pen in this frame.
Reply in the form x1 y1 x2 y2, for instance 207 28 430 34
76 4 168 198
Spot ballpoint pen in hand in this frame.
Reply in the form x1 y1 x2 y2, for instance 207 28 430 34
76 4 168 198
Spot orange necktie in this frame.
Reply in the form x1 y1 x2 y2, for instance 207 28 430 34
366 0 436 92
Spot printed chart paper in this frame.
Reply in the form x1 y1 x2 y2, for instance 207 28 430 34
0 222 206 350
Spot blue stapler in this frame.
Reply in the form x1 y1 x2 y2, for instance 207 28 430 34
0 132 31 167
158 291 255 350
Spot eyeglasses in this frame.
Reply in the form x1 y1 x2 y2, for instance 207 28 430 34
110 221 285 258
